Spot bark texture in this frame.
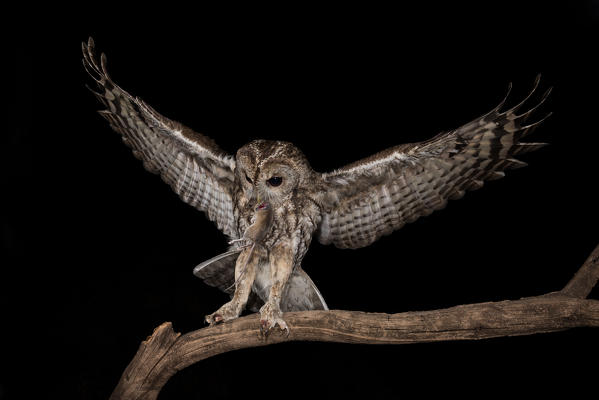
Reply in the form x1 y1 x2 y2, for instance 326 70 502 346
110 243 599 400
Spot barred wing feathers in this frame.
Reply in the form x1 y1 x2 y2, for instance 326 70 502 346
82 38 238 238
318 77 551 249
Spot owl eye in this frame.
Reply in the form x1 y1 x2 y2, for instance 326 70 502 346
245 174 253 184
267 176 283 187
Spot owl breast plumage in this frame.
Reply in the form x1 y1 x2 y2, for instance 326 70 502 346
83 37 550 321
231 139 323 261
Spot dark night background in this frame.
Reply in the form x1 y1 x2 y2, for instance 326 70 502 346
6 2 599 399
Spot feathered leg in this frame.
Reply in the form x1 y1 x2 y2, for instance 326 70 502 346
260 242 294 335
205 246 260 325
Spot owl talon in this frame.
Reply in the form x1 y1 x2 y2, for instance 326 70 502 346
205 312 224 325
259 301 289 336
259 317 289 336
206 301 242 325
277 320 290 337
260 319 270 337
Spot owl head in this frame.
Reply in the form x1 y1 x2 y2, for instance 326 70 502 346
235 140 314 206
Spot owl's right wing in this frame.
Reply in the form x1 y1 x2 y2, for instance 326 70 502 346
83 38 238 238
317 77 551 249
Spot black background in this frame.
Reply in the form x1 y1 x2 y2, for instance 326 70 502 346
6 3 599 399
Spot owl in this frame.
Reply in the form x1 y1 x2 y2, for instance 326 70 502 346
82 38 550 334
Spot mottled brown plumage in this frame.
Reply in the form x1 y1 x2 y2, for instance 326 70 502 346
83 37 550 333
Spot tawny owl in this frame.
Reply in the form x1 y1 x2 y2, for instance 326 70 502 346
82 38 550 334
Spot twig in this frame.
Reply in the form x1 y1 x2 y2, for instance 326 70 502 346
561 243 599 298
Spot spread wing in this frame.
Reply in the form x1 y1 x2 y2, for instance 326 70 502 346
318 76 551 249
82 38 238 238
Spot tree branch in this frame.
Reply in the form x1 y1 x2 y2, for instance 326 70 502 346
109 243 599 400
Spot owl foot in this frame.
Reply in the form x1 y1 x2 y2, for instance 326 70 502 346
259 301 289 336
205 300 242 326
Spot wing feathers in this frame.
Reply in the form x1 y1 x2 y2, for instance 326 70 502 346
318 78 550 249
83 38 238 238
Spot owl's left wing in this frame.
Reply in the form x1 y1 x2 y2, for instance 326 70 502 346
82 38 238 238
317 77 551 249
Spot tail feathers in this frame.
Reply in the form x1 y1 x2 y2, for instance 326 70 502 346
194 251 328 313
281 267 329 312
193 248 242 295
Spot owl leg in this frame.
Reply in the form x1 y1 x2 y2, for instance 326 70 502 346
205 247 259 325
260 243 294 336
